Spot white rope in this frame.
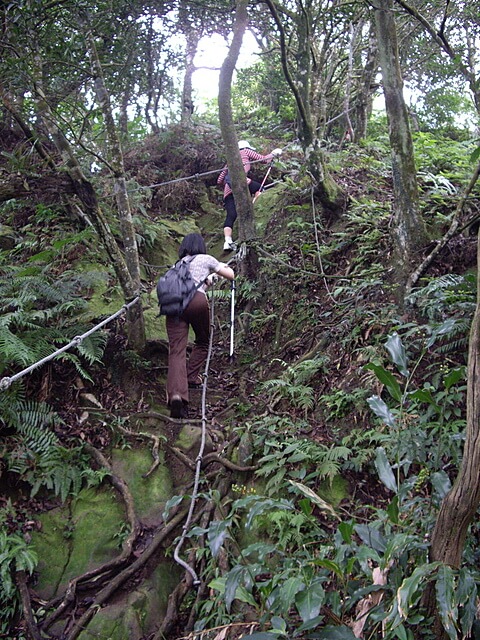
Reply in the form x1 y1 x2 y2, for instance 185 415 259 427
103 152 287 197
172 282 219 587
0 297 140 392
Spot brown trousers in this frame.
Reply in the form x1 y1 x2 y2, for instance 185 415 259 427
166 291 210 405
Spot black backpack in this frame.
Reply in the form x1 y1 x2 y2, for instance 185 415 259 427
156 256 203 317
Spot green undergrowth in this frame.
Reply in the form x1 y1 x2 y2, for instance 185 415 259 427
0 127 479 638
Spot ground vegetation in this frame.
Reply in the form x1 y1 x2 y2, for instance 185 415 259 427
1 1 480 638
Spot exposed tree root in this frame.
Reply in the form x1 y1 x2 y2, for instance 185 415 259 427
42 444 141 631
65 505 191 640
16 570 42 640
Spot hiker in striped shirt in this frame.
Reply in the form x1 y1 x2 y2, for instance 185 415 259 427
217 140 282 251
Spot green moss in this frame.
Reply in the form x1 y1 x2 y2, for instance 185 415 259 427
111 448 173 523
31 486 125 599
317 475 349 507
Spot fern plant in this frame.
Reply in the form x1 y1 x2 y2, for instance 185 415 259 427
259 357 329 412
0 393 103 501
0 265 108 380
0 522 38 635
249 415 351 495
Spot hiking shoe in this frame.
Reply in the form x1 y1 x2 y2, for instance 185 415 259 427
170 395 183 419
223 239 235 251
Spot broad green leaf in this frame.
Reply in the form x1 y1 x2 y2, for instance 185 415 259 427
435 565 457 640
208 576 226 593
296 614 325 632
162 495 184 520
234 584 258 608
408 388 437 407
457 568 477 634
387 495 399 524
338 520 354 544
397 563 441 618
295 580 325 622
426 319 457 348
312 558 344 578
431 471 452 500
289 481 341 520
355 524 387 553
393 623 408 640
225 565 246 612
271 616 287 632
367 395 396 427
443 367 465 390
365 363 403 401
279 576 304 612
470 145 480 163
375 447 398 493
385 333 409 376
207 520 230 558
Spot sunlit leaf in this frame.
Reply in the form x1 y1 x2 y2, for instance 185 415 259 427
289 480 341 520
397 563 441 618
367 395 396 427
375 447 397 493
385 333 409 376
365 362 403 401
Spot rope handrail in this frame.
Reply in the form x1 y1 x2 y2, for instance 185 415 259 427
0 297 140 392
103 152 287 197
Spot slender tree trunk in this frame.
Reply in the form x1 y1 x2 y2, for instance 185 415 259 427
83 17 145 352
218 0 258 278
181 28 200 125
420 227 480 638
263 0 346 220
26 42 145 351
374 0 429 301
353 21 378 142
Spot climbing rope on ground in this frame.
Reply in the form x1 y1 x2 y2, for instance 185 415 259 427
172 277 221 586
0 297 140 392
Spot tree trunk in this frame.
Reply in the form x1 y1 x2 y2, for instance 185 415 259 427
26 46 145 351
180 27 200 125
218 0 258 278
353 21 378 142
263 0 346 221
83 16 145 352
423 228 480 636
374 0 429 301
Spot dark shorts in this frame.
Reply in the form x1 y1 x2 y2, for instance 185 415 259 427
223 180 262 228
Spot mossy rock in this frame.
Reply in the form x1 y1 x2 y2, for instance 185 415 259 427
0 224 15 250
111 447 173 526
317 475 349 507
31 486 125 599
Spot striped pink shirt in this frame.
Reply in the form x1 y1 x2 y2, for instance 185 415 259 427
217 148 274 199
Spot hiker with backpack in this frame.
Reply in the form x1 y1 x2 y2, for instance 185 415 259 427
161 233 234 419
217 141 282 251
